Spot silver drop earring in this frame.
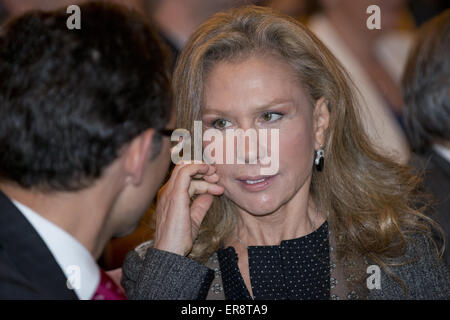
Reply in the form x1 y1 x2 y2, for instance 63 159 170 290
314 149 324 172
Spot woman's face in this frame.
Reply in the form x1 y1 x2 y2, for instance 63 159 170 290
202 55 329 216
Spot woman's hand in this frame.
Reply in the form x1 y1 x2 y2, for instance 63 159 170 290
153 162 225 256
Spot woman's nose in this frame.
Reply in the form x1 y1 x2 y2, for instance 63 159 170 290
230 128 270 165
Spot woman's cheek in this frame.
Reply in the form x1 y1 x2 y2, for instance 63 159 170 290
214 164 236 199
279 127 314 168
214 164 229 185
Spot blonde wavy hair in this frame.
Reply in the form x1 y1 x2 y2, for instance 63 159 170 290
169 6 442 294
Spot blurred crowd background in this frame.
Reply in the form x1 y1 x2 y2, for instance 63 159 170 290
0 0 448 270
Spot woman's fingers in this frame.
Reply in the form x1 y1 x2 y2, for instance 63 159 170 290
202 173 219 184
172 163 214 195
190 193 215 237
192 165 216 179
188 180 224 198
163 162 218 196
171 161 216 181
156 183 168 201
158 163 221 205
153 161 223 257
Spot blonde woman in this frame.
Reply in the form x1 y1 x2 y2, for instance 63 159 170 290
121 6 450 300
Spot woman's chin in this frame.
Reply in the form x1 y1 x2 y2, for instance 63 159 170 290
233 198 281 217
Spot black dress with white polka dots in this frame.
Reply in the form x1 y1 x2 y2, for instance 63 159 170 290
216 221 330 300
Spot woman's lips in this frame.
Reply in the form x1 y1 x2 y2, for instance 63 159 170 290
236 174 278 192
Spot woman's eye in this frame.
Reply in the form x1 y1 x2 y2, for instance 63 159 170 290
261 112 283 122
212 119 232 129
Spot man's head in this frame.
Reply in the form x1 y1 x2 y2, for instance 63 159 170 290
0 2 173 239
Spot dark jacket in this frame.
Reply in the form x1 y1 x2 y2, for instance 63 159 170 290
409 149 450 266
0 190 77 299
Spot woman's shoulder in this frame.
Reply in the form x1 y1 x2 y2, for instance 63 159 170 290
369 232 450 299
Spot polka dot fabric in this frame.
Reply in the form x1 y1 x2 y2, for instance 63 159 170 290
217 247 252 300
216 221 330 300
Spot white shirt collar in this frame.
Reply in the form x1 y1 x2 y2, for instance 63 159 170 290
11 200 100 300
433 144 450 163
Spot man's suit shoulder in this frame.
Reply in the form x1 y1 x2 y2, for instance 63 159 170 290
0 247 41 299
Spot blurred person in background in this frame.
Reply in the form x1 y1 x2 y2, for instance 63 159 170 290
402 9 450 266
308 0 413 164
258 0 308 20
146 0 257 60
0 0 147 19
407 0 449 26
0 1 8 23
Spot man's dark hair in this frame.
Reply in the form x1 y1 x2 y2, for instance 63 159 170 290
0 1 172 191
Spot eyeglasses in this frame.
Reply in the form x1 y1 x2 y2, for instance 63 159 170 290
159 129 175 137
159 129 181 150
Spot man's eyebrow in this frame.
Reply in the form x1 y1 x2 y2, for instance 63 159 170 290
203 99 293 115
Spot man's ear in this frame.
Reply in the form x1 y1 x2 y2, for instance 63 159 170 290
313 97 330 149
123 129 155 186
